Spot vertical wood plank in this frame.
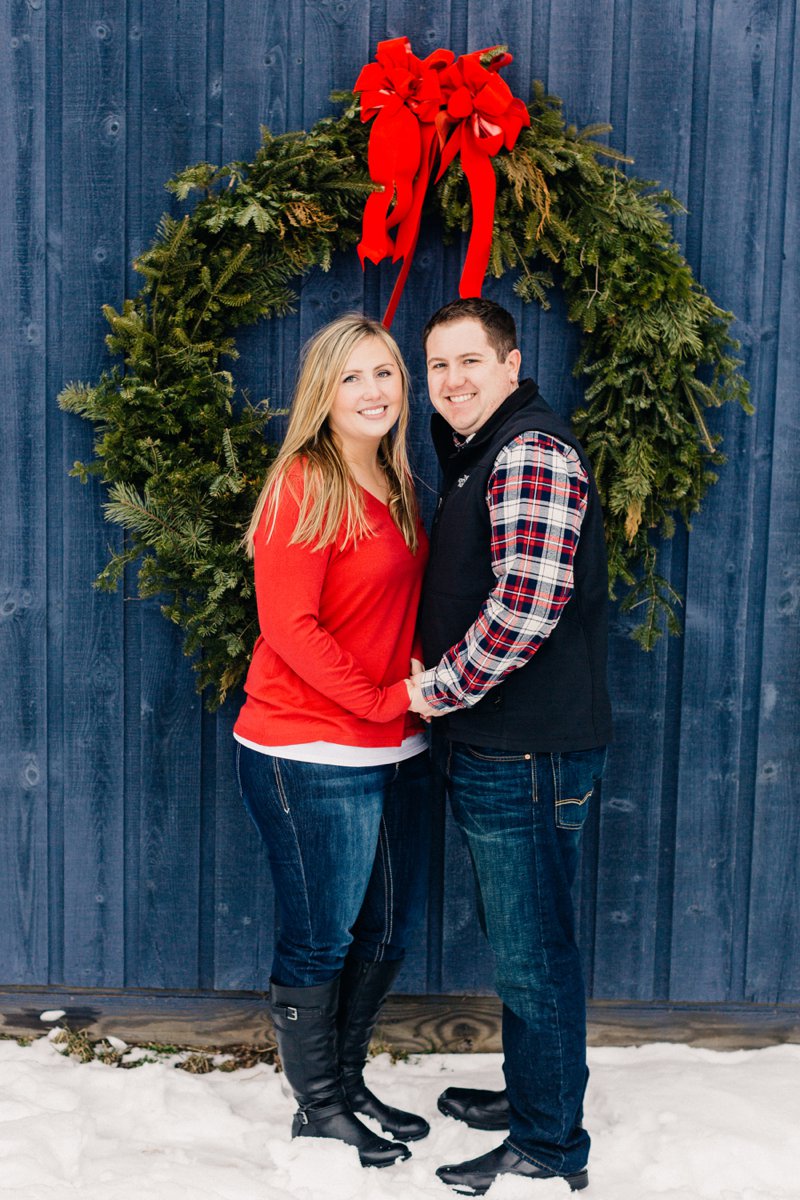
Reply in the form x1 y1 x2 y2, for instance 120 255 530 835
220 0 297 440
122 0 208 991
1 0 796 1013
536 0 617 990
0 0 49 984
59 0 128 987
592 0 697 1001
669 0 779 1001
211 710 276 992
745 1 800 1005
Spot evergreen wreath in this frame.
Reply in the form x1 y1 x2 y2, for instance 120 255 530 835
59 78 751 709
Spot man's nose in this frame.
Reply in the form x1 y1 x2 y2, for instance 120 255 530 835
444 364 464 390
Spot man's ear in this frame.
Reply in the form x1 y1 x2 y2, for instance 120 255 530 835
507 348 522 381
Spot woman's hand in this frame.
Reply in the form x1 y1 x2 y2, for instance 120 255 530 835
405 672 437 720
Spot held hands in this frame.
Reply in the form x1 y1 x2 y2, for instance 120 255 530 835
405 658 437 720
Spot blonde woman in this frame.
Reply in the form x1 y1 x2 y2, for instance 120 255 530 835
234 315 430 1167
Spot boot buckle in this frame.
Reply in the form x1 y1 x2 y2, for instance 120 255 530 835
286 1006 298 1021
296 1109 309 1125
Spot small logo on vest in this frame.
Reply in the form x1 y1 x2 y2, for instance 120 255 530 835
457 474 470 488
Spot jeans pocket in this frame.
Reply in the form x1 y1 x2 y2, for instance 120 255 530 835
462 743 530 763
272 757 291 814
234 742 244 799
554 747 606 830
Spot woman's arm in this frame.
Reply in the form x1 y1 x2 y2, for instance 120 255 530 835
254 480 409 723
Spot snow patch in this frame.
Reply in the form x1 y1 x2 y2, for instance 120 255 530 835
0 1039 797 1199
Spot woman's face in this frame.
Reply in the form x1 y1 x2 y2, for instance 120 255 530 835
327 335 405 455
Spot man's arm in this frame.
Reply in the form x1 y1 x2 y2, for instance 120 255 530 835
415 431 589 714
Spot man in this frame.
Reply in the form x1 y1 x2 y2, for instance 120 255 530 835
407 298 612 1195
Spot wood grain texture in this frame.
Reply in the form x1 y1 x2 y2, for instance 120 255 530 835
669 0 781 1002
211 714 276 992
592 1 697 1002
744 0 800 1004
0 0 796 1010
124 0 209 991
0 0 49 985
58 0 128 987
1 989 797 1051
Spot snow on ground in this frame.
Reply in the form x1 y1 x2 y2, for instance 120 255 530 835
0 1036 798 1200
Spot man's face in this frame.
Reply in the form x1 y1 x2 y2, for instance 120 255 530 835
425 318 522 437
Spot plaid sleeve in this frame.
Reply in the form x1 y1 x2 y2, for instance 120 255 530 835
419 431 589 713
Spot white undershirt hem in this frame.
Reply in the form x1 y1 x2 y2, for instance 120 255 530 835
232 731 428 767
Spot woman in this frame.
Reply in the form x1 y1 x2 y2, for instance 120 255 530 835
233 315 430 1168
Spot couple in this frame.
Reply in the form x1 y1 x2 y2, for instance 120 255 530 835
233 299 612 1195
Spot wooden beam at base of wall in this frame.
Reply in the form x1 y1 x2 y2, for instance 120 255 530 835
0 989 798 1051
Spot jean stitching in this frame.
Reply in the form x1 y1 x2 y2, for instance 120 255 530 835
503 1139 555 1173
234 742 243 798
465 746 529 763
532 752 568 1164
375 815 393 962
272 757 290 814
556 787 593 829
272 758 316 960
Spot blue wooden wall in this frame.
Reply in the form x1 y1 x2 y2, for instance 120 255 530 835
1 0 797 1006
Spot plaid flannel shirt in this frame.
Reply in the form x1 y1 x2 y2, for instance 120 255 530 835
419 430 589 713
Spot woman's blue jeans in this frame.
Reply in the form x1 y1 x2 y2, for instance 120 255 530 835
235 744 431 988
432 735 606 1178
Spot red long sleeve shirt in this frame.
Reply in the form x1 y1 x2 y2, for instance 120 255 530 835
234 465 428 748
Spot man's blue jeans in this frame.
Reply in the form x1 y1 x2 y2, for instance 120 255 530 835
235 745 431 987
433 736 606 1177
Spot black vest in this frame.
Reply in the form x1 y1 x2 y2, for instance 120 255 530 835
419 380 613 752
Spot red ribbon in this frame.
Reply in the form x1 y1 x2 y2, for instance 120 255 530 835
354 40 530 326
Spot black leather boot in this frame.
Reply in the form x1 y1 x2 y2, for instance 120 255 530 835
270 977 410 1167
337 957 430 1141
436 1144 589 1194
437 1085 510 1130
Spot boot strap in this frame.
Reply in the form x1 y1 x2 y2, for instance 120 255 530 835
273 1002 325 1022
297 1097 350 1123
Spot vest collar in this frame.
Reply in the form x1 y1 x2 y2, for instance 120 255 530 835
430 378 543 469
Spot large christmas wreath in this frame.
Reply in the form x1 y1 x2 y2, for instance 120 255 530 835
59 42 750 709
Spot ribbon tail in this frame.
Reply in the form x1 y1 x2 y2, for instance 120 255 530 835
358 189 396 266
359 107 422 265
382 130 440 327
382 233 419 329
458 133 497 297
393 127 439 260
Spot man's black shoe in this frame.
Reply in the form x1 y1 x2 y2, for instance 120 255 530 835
437 1086 510 1131
436 1143 589 1195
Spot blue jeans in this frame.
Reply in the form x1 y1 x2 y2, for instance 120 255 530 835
433 736 606 1176
235 745 431 987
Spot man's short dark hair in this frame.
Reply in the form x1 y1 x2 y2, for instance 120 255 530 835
422 298 518 362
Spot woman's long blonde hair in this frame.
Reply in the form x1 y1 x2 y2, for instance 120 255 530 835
243 315 419 558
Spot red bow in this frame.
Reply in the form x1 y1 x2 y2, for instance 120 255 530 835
354 40 530 326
